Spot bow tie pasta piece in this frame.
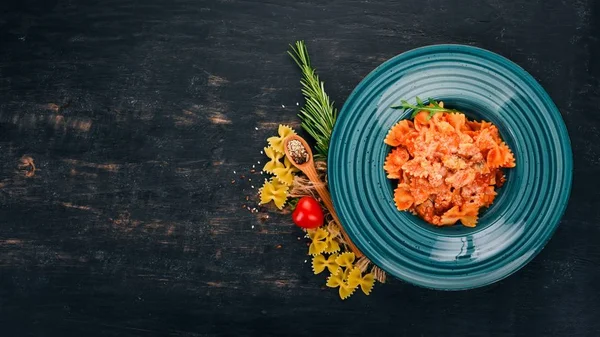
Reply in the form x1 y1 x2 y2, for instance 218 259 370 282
486 144 504 169
258 178 289 209
326 271 344 288
307 227 327 240
325 267 356 300
308 228 329 256
346 267 361 288
312 253 340 275
338 282 356 300
413 111 430 130
267 124 296 154
272 157 298 186
309 240 327 256
323 235 341 254
383 147 410 179
384 120 415 147
347 268 375 295
440 204 479 227
439 206 462 226
326 266 351 288
394 184 415 211
481 185 498 206
459 215 478 228
446 112 466 131
487 142 516 169
475 128 498 152
498 142 516 168
335 252 356 268
263 146 284 174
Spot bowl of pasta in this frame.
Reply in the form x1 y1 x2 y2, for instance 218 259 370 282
328 44 573 290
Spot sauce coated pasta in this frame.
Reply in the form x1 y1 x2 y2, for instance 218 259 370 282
384 107 515 227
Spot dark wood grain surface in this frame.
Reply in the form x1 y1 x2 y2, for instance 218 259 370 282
1 0 599 336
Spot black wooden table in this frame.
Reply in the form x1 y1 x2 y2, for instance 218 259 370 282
1 0 599 336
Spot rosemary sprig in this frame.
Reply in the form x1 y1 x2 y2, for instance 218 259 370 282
288 41 337 159
391 96 460 119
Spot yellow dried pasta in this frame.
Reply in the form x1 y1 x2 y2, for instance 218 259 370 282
335 252 355 268
322 255 375 299
262 146 284 174
347 267 375 295
359 273 375 295
258 178 289 209
308 228 328 255
339 282 356 300
325 267 364 300
323 223 341 253
326 266 351 288
323 236 340 254
273 157 298 186
308 240 327 255
312 254 339 275
267 125 296 154
307 227 327 241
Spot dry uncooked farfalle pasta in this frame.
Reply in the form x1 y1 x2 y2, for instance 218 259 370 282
335 252 356 268
304 214 380 299
307 227 339 254
307 228 329 256
259 178 289 209
323 235 340 254
273 157 298 186
326 267 351 287
259 125 299 209
347 267 375 295
338 280 356 300
267 124 296 154
325 266 375 299
326 267 356 300
263 146 284 174
312 253 339 274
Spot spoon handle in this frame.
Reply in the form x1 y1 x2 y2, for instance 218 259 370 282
302 166 363 258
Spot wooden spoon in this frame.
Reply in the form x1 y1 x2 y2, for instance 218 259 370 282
283 135 363 258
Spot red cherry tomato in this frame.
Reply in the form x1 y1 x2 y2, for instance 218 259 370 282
292 196 324 229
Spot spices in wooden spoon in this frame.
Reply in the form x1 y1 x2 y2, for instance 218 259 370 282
287 139 309 164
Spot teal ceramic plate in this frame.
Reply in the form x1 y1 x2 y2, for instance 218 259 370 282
328 44 572 290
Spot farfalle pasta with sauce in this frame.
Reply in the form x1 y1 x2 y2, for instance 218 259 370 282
384 102 515 227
